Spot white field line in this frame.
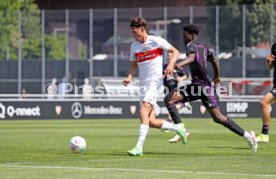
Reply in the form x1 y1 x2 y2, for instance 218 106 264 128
0 164 275 177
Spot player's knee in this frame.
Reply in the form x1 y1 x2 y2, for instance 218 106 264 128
164 92 178 107
164 94 172 106
212 114 226 124
260 99 269 108
212 117 221 124
140 102 152 113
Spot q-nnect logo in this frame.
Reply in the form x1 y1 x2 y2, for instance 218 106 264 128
0 102 41 119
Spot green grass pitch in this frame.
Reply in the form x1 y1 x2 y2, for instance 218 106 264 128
0 119 275 179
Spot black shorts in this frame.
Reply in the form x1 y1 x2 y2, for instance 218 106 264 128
179 83 219 109
269 87 276 96
164 79 178 92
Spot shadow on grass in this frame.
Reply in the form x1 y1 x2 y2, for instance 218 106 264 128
207 146 251 150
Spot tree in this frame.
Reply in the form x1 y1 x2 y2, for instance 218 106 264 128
205 0 275 51
0 0 66 60
45 34 66 60
0 0 21 60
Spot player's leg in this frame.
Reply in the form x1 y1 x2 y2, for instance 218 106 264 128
161 99 186 133
202 85 257 152
208 107 245 136
164 89 185 124
128 101 152 156
207 108 257 152
148 106 187 136
164 89 190 144
257 91 276 142
167 102 190 143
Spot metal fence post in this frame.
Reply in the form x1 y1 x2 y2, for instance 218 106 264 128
41 10 46 93
271 3 274 45
17 11 22 94
164 6 167 40
242 5 246 79
138 7 143 17
65 9 70 80
89 9 94 84
113 8 118 77
215 5 219 65
189 6 193 24
242 5 247 95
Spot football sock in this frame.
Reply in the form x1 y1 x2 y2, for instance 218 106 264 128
223 118 244 137
167 105 182 124
135 124 149 149
161 120 179 131
261 124 269 135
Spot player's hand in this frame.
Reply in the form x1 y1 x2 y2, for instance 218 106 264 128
122 78 131 86
163 64 174 78
213 78 221 86
266 54 275 62
174 63 180 70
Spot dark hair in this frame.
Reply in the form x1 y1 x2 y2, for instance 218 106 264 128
130 17 147 28
183 24 199 35
271 43 276 56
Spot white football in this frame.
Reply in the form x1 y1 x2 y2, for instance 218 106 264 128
69 136 86 153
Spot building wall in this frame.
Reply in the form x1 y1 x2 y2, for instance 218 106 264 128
35 0 205 9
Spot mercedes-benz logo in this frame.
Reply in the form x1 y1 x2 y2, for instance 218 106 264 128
71 102 82 119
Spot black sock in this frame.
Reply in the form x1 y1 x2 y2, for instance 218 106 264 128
167 105 182 124
261 125 269 135
222 118 245 137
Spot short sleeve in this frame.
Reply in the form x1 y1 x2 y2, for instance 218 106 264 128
129 44 135 61
156 36 172 50
186 44 195 55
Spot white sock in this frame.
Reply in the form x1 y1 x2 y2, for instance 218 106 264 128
161 121 179 131
135 124 149 149
243 131 251 140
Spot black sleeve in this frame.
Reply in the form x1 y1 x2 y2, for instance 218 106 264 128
186 44 196 55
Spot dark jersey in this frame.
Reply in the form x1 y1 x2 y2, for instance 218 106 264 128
186 40 213 85
163 64 186 91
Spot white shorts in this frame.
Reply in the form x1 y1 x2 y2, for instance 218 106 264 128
139 81 163 116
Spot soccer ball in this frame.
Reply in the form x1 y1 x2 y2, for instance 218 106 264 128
69 136 86 153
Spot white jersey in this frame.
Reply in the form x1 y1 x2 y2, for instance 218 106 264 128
130 35 172 85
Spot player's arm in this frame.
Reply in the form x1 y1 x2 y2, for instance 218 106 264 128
164 46 180 77
266 54 275 70
208 54 221 85
175 53 195 69
122 61 137 86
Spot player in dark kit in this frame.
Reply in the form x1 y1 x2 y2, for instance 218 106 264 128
163 51 192 143
164 24 258 152
256 43 276 143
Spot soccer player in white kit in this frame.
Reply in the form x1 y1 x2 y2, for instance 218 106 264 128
122 17 187 156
